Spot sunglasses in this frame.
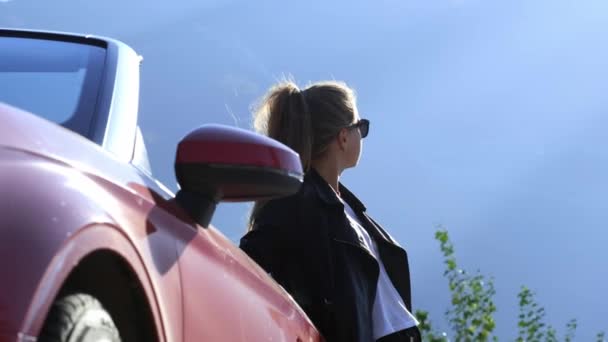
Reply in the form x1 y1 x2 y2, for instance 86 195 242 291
345 119 370 138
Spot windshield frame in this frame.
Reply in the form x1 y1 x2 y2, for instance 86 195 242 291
0 29 108 140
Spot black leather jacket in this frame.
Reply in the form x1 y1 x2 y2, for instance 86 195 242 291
240 169 418 342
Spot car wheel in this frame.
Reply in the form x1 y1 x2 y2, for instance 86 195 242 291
39 293 121 342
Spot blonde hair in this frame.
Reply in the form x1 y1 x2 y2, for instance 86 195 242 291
249 80 357 229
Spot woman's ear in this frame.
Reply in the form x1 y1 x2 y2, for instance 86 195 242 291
337 128 349 151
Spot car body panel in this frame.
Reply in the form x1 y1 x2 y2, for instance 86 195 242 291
176 223 317 341
0 104 181 340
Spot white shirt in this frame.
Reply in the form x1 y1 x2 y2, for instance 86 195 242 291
341 199 419 340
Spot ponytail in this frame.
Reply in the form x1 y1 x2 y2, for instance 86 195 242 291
254 82 314 171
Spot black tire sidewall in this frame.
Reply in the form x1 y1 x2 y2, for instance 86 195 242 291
39 293 121 342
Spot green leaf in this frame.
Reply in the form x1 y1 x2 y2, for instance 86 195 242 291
435 230 448 243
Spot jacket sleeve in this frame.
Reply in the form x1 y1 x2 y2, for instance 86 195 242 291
239 224 287 281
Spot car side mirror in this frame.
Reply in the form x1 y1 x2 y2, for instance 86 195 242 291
174 124 303 227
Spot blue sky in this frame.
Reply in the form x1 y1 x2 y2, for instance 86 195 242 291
2 0 607 338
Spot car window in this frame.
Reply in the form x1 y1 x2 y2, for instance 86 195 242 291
0 36 105 137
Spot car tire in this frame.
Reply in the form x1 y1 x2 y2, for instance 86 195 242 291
38 293 121 342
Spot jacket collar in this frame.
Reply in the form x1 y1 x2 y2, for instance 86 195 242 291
306 168 367 213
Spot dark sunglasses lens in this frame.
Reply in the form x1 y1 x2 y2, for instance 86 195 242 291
359 119 369 138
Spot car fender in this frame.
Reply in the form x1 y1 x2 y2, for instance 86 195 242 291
20 223 165 341
0 148 165 341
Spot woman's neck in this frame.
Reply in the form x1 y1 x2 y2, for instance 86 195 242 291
311 162 341 196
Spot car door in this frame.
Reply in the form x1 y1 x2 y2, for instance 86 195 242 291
173 222 319 342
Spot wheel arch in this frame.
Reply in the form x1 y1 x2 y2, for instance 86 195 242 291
20 224 166 342
52 249 158 342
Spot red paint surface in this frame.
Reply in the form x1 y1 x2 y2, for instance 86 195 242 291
0 103 321 341
176 124 303 174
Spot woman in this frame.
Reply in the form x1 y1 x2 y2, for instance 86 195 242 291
240 80 420 342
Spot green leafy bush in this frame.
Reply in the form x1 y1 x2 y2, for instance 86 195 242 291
415 228 605 342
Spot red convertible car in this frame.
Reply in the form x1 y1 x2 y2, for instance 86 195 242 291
0 29 322 342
